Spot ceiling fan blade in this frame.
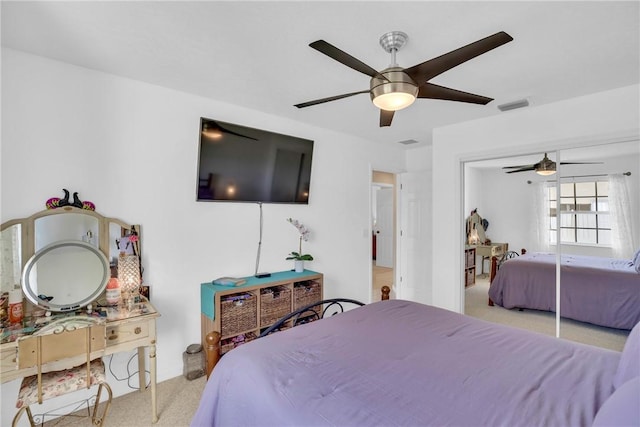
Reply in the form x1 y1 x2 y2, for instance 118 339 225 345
380 109 395 127
218 125 258 141
502 164 535 169
202 121 258 141
404 31 513 83
559 161 603 165
294 90 370 108
309 40 388 81
418 83 492 104
506 167 536 174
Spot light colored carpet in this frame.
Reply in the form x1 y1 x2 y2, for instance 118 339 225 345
42 375 206 427
465 276 628 351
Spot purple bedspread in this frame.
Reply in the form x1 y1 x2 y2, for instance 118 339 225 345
191 300 620 427
488 252 640 330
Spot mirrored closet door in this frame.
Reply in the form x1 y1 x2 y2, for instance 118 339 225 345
556 143 639 349
462 139 639 351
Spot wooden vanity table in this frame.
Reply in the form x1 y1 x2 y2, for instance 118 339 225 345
0 299 160 422
0 202 161 423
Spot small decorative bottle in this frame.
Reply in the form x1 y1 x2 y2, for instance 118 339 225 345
106 278 121 305
8 288 24 324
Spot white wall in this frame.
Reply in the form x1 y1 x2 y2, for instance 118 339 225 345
1 48 407 423
432 84 640 312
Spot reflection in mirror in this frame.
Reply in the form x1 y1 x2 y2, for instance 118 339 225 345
1 224 22 292
22 241 110 312
463 140 639 351
557 143 640 344
35 213 99 251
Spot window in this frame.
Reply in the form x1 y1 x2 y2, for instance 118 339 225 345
548 181 610 246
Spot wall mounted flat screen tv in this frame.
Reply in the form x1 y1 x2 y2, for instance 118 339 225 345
196 118 314 204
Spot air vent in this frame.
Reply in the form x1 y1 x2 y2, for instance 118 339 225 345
497 99 529 112
397 139 419 145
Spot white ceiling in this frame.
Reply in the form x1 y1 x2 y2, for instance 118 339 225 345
2 1 639 148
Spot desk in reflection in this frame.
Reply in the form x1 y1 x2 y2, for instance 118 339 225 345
472 242 508 275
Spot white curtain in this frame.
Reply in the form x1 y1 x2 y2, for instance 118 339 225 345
609 174 636 259
532 182 551 253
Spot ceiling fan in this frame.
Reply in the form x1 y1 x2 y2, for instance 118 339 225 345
294 31 513 127
503 153 603 175
201 119 257 141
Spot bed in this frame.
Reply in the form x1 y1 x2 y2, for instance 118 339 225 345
191 299 640 427
488 252 640 330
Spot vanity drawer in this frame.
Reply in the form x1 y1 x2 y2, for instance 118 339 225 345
106 321 149 346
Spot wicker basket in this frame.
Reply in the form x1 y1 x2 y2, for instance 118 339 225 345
220 331 257 355
294 280 322 312
220 293 257 337
260 286 291 326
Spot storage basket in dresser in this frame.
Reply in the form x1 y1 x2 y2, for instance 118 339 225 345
260 286 292 327
220 332 257 355
220 293 257 337
294 280 322 315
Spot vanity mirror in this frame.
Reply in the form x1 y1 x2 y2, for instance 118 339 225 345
22 240 110 311
1 204 141 314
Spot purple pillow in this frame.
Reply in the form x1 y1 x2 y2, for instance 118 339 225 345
613 322 640 390
592 377 640 427
633 248 640 273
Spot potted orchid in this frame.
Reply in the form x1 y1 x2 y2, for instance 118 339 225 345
286 218 313 272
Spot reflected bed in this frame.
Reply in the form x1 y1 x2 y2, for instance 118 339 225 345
488 252 640 330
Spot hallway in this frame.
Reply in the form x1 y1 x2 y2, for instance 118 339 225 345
372 262 393 302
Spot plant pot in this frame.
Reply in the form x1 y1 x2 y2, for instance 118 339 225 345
294 260 304 273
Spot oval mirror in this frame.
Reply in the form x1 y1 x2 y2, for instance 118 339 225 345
22 241 110 312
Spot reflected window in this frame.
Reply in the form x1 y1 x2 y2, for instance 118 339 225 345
548 180 610 246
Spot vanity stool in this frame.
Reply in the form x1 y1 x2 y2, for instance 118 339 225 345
12 316 112 427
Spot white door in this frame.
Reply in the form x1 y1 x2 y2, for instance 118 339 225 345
375 188 394 268
398 171 431 304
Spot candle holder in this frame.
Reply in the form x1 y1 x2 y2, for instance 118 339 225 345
118 254 140 305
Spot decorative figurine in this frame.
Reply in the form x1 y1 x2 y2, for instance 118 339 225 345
45 189 95 211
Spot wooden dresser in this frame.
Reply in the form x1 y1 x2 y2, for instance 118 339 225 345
201 270 323 371
464 246 476 287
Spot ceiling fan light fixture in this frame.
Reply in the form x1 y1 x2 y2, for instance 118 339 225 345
202 124 223 140
535 154 556 175
370 68 418 111
536 169 556 176
372 90 416 111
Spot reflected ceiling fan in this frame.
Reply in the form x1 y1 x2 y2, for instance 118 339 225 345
295 31 513 127
503 153 603 175
201 119 257 141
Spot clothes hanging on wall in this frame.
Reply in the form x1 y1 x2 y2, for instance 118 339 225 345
466 209 488 244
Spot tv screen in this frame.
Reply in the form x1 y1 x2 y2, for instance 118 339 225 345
196 118 314 204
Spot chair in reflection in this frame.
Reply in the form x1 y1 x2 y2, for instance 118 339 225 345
12 316 112 427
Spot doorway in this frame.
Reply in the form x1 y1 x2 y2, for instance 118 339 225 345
372 171 396 302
